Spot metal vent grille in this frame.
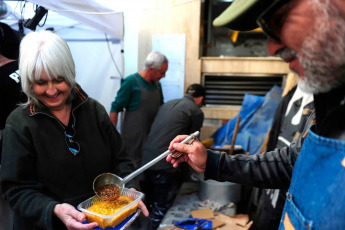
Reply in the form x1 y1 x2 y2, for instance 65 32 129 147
203 74 285 106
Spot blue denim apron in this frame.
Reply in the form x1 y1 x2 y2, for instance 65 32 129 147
279 125 345 230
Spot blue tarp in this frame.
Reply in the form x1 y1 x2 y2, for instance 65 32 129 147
212 85 283 155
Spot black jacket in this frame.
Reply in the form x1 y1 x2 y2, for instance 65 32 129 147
142 95 204 171
0 85 139 230
0 60 26 130
0 60 27 160
204 84 345 190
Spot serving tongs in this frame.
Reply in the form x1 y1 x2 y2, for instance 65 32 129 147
93 131 200 201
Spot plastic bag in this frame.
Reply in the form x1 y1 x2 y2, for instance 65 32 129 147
212 85 282 155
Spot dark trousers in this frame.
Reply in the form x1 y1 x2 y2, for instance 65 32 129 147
142 170 183 230
0 195 13 230
0 165 13 230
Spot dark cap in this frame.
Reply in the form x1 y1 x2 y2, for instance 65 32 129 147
186 84 206 97
0 22 23 59
213 0 275 31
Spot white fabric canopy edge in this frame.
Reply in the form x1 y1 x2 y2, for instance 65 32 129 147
27 0 124 40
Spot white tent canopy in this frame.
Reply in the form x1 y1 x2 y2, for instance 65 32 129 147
26 0 124 40
1 0 125 40
2 0 126 115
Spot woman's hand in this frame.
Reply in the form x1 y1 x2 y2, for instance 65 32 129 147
129 188 149 217
54 203 98 230
167 135 207 173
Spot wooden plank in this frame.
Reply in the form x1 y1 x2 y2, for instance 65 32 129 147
201 57 290 74
202 106 240 120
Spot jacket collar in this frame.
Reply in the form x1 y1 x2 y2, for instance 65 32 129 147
29 84 88 116
314 83 345 133
184 94 195 102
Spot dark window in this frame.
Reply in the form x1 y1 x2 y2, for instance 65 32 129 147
203 74 285 106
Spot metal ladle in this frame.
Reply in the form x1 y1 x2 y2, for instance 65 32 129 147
93 131 199 200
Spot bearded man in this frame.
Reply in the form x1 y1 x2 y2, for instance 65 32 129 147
166 0 345 229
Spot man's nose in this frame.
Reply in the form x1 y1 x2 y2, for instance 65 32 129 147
267 38 285 56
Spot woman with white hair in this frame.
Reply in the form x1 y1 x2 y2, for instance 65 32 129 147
0 30 148 230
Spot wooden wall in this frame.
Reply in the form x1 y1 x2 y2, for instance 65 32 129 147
138 0 202 89
137 0 290 121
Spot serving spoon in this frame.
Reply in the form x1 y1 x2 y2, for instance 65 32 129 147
93 131 199 201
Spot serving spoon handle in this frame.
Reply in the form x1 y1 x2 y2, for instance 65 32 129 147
122 131 200 183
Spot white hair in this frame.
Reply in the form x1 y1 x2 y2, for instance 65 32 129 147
298 0 345 93
19 30 76 105
143 51 168 70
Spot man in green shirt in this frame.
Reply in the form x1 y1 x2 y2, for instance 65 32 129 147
110 51 168 169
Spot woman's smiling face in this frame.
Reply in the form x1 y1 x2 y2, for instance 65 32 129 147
32 72 71 111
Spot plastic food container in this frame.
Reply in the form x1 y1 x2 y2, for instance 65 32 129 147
77 188 144 229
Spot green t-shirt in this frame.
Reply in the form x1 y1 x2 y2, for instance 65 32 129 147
110 73 164 113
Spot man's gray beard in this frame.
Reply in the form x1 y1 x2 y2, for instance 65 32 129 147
298 0 345 94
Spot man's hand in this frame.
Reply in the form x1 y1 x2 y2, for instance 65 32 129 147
167 135 207 173
109 112 118 127
54 203 98 230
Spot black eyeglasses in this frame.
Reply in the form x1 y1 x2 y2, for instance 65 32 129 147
256 0 291 43
65 125 80 155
